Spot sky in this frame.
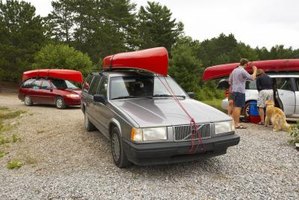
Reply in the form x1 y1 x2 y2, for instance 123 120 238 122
24 0 299 50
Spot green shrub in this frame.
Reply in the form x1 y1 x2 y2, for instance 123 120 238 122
289 123 299 145
7 160 23 169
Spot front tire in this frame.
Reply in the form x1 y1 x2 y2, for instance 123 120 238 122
111 127 130 168
24 96 33 106
55 97 66 109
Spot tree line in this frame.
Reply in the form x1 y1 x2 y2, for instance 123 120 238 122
1 0 299 99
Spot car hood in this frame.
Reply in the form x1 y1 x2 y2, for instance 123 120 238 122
112 98 231 127
54 88 82 96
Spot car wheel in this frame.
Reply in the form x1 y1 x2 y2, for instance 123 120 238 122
84 112 96 131
241 102 250 122
55 97 66 109
24 96 33 106
111 127 130 168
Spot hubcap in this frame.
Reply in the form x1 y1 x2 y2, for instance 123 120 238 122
56 99 63 108
112 133 120 162
25 96 31 105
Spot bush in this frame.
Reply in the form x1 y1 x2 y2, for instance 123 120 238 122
289 122 299 145
32 44 93 77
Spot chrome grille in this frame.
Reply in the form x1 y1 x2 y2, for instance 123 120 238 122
174 124 211 141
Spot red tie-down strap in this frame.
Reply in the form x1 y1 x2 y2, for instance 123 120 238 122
157 76 205 154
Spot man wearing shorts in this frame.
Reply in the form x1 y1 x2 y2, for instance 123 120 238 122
229 58 257 129
256 69 273 125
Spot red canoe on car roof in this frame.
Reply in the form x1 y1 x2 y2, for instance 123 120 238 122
202 59 299 81
22 69 83 83
102 47 169 76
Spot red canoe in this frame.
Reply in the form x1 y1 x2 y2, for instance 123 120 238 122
102 47 169 76
202 59 299 81
22 69 83 83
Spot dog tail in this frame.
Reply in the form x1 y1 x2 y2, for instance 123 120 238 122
282 120 291 132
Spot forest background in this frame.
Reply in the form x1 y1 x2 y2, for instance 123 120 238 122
1 0 299 101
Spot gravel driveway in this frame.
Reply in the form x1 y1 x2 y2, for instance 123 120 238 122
0 93 298 200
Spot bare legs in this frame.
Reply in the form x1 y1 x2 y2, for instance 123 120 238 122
227 100 234 116
258 107 264 124
232 107 242 127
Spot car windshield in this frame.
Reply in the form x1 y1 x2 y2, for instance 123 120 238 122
110 76 186 100
51 79 79 89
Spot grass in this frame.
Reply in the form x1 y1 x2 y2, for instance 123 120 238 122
7 159 23 169
0 107 25 134
0 151 7 158
202 98 226 113
0 107 26 168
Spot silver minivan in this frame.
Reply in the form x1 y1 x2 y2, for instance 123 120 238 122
221 73 299 118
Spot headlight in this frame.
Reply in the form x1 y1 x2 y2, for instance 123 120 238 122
215 121 234 135
66 94 79 98
131 127 167 142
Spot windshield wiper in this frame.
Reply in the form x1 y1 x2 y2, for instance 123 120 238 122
153 94 186 98
111 95 137 100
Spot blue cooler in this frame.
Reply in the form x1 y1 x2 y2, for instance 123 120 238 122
249 101 260 123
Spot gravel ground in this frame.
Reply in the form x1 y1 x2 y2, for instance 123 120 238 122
0 93 298 200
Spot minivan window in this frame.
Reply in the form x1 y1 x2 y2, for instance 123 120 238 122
32 79 42 89
22 78 35 88
276 78 292 91
41 80 51 89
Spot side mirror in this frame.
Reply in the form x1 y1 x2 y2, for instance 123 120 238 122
187 92 195 99
94 94 106 104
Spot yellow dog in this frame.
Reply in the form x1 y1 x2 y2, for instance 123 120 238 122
265 100 291 132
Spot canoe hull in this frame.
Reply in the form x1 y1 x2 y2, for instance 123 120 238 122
203 59 299 81
102 47 169 76
22 69 83 83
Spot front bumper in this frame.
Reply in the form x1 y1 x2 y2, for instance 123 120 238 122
64 97 81 106
123 133 240 166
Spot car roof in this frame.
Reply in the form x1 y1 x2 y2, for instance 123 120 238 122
268 73 299 78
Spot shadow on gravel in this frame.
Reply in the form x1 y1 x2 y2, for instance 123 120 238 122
126 157 224 177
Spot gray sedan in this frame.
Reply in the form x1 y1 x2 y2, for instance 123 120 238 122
81 71 239 168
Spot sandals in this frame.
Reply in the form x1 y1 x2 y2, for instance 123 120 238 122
258 122 264 125
235 125 247 129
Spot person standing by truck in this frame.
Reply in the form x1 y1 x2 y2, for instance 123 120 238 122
229 58 257 129
256 69 273 125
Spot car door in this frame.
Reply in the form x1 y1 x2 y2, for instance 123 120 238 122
38 80 55 104
275 77 296 116
29 79 43 103
86 75 101 126
92 76 112 138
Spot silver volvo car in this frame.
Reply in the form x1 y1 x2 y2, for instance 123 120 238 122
81 70 239 168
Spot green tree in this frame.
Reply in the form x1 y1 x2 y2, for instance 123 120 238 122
32 44 93 76
0 0 46 81
169 37 201 93
137 2 183 53
46 0 138 63
46 0 74 43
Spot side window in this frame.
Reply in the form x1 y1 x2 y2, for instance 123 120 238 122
88 76 101 95
295 78 299 91
41 80 51 90
83 74 93 93
246 80 257 89
22 79 35 88
96 77 108 98
32 79 42 89
276 78 292 91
